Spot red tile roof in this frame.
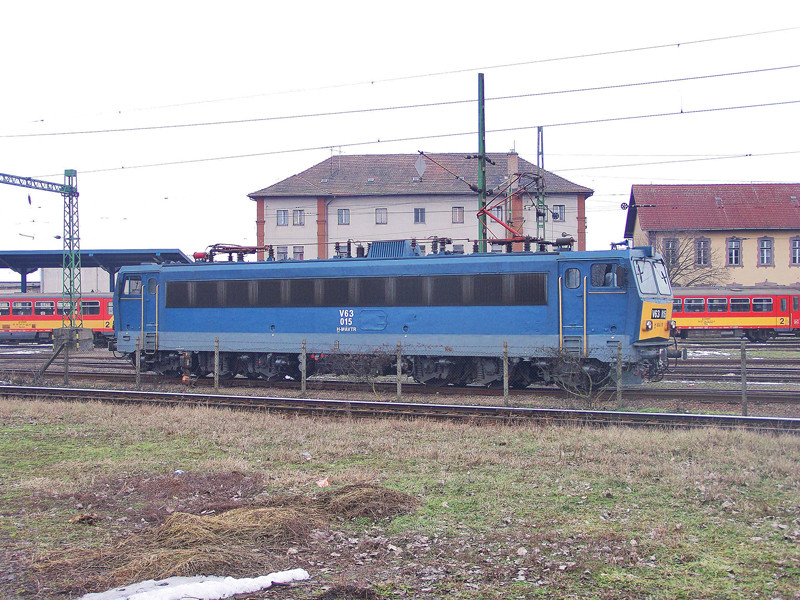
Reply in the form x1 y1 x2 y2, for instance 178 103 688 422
249 153 593 199
630 184 800 232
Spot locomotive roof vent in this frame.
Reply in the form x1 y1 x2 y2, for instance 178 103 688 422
366 240 422 259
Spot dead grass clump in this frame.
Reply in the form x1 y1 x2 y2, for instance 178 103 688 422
147 506 326 550
314 484 420 520
106 546 273 585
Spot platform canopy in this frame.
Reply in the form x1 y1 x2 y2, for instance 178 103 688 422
0 249 192 292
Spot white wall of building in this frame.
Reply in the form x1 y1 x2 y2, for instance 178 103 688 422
261 193 582 259
41 267 111 293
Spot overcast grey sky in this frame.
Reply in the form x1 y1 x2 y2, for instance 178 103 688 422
2 1 798 279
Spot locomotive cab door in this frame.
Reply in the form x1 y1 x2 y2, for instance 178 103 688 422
559 265 586 355
118 274 158 353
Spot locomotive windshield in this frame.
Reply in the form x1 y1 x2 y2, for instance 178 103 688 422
632 258 672 297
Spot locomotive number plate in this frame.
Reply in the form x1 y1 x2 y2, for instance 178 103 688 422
651 308 667 319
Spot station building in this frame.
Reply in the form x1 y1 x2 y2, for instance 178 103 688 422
624 184 800 287
249 152 594 260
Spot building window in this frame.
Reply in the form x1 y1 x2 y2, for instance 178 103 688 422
292 209 305 226
491 206 504 222
452 206 464 223
664 238 679 267
790 237 800 266
696 238 710 267
552 205 566 222
293 246 304 260
758 237 774 266
375 207 388 225
414 208 425 224
276 209 288 226
727 238 742 266
276 246 288 260
337 209 350 225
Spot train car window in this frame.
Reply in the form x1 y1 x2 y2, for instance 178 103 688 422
0 301 9 316
322 278 350 306
224 280 251 308
107 301 114 316
564 268 581 289
166 282 191 308
513 273 547 305
57 301 72 316
82 301 101 316
684 298 705 312
431 276 462 306
288 279 315 306
147 279 157 295
780 298 788 312
359 277 387 306
730 298 750 312
472 274 503 305
195 281 219 308
35 301 55 316
12 301 33 316
123 277 142 296
672 298 682 313
794 296 799 311
396 277 424 305
255 280 282 307
752 297 773 313
707 298 728 312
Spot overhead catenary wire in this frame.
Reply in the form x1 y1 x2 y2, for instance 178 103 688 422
4 64 798 139
54 99 800 177
51 25 800 116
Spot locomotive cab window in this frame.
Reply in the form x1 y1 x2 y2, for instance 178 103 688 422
564 268 581 289
590 263 627 288
123 277 142 296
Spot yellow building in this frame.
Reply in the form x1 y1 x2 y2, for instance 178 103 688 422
624 184 800 287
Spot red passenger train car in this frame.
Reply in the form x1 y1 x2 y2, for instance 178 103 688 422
672 286 800 342
0 293 114 345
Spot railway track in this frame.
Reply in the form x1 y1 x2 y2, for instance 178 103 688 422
2 385 799 433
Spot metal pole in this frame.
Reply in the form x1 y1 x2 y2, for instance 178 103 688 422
135 336 141 388
503 341 509 406
396 341 402 402
301 339 307 397
740 341 748 416
214 337 220 391
63 331 70 385
477 73 487 253
616 341 623 408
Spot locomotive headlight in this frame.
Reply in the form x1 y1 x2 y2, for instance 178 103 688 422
644 320 653 331
669 320 677 329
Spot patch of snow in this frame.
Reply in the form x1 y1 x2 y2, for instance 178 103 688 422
76 569 310 600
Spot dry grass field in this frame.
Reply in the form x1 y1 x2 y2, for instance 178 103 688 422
0 397 798 599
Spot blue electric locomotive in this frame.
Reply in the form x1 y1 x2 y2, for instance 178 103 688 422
113 240 676 388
